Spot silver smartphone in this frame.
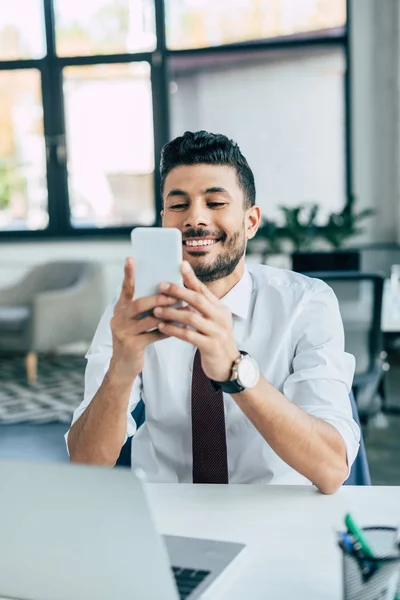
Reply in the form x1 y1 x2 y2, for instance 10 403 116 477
130 227 183 303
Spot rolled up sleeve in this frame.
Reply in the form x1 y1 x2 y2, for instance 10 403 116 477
64 297 141 455
282 278 360 476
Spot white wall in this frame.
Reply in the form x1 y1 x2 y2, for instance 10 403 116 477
170 46 347 224
350 0 400 243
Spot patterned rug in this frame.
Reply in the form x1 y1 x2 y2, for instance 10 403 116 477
0 355 85 424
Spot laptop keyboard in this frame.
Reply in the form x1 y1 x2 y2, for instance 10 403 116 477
172 566 211 599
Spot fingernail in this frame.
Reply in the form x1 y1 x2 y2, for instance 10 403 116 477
159 283 170 291
182 261 191 272
154 307 162 315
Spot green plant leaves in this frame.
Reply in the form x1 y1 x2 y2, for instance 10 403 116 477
248 196 375 256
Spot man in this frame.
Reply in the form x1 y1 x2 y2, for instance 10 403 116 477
67 131 360 494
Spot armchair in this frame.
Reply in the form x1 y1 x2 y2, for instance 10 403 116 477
0 261 105 384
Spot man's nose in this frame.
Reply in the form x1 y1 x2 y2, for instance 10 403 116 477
183 204 210 228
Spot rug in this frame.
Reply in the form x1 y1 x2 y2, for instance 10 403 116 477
0 355 85 424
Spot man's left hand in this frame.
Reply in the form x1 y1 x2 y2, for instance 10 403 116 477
154 261 240 382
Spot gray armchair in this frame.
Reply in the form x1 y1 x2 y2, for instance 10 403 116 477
0 261 105 384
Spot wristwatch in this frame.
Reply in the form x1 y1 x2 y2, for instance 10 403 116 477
210 351 260 394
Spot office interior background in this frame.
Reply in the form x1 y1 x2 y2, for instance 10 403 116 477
0 0 399 484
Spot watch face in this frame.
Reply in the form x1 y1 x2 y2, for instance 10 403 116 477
237 356 260 389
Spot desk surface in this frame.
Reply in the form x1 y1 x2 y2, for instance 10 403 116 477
146 484 400 600
0 484 398 600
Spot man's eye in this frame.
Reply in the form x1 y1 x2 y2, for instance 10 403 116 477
171 204 188 210
208 202 226 208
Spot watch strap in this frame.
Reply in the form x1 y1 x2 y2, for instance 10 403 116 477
210 351 248 394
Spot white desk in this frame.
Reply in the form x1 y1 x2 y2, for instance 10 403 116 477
146 484 400 600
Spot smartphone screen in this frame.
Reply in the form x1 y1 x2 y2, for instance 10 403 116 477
131 227 183 319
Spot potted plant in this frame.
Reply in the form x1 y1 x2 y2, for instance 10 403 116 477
322 195 375 249
247 196 375 268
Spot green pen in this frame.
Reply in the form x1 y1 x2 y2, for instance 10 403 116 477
345 513 400 600
345 513 375 559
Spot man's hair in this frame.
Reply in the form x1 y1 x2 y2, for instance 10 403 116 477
160 130 256 208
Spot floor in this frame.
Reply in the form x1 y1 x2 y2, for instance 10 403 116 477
1 353 400 485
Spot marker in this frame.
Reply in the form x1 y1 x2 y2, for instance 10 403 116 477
345 513 375 559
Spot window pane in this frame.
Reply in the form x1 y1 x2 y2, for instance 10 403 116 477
0 1 46 60
166 0 346 50
169 47 346 222
63 62 155 228
0 70 48 231
55 0 156 56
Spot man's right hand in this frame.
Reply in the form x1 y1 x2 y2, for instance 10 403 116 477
109 257 176 383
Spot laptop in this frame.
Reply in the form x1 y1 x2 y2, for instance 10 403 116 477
0 460 246 600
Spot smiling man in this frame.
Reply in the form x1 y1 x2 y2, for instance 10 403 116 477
67 131 360 494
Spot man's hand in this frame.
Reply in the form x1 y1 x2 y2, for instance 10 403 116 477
154 261 240 382
110 258 176 382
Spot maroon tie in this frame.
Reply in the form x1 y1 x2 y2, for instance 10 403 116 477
191 349 229 484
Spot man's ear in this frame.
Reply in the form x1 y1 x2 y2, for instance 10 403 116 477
246 205 261 240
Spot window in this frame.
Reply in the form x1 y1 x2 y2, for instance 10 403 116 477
0 0 349 239
165 0 346 50
0 70 48 231
0 1 46 60
63 62 155 227
54 0 156 56
169 46 346 223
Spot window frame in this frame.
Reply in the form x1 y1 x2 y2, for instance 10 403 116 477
0 0 351 241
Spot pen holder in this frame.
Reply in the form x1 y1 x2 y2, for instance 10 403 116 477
340 527 400 600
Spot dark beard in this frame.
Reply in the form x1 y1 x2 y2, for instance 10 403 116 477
190 229 246 283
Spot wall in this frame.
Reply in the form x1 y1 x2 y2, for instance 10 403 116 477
350 0 400 243
170 46 347 224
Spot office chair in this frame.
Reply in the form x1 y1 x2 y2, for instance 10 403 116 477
345 390 371 485
115 401 145 468
115 393 371 485
300 271 385 426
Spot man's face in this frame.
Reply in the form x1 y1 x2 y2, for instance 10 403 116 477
161 164 258 283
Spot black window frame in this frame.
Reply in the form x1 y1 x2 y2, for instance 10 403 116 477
0 0 351 241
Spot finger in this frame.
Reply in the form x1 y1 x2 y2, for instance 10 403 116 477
153 306 214 336
142 329 170 345
181 261 219 304
158 283 214 318
132 315 163 335
157 321 205 346
119 258 135 304
130 294 179 318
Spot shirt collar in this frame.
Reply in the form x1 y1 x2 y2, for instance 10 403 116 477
220 268 253 320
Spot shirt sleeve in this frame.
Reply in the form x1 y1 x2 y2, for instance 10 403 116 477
282 278 360 478
64 293 142 455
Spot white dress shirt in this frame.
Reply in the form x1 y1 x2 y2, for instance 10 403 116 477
66 264 360 485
